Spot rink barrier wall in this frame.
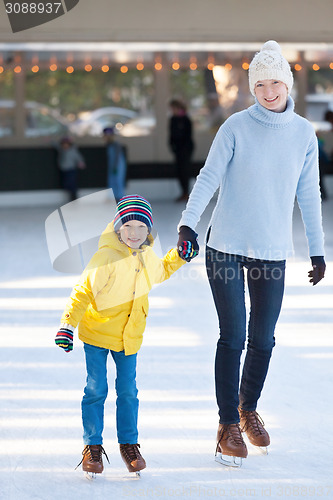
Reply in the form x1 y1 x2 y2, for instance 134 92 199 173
0 146 203 191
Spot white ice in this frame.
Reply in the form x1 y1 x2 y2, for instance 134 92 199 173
0 188 333 500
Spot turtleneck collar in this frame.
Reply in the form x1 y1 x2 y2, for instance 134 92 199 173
247 96 295 129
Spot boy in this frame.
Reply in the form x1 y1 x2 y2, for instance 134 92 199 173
55 195 197 476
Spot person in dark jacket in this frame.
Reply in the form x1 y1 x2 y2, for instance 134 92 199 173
169 99 194 202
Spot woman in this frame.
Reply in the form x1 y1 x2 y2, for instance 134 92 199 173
176 41 326 467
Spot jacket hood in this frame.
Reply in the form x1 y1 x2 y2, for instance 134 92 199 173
98 221 155 253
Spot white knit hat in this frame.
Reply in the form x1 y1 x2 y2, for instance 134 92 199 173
248 40 294 96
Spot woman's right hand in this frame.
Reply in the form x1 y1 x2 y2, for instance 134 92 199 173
177 226 199 262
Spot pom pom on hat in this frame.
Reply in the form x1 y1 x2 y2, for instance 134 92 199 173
248 40 294 96
261 40 282 53
113 194 153 232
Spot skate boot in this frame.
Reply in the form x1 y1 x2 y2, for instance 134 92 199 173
76 445 110 479
119 443 146 476
215 423 248 468
239 409 270 453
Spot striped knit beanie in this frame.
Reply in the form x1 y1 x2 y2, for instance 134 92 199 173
113 195 153 232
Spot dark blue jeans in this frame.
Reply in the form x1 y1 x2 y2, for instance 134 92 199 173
60 169 77 201
206 247 286 424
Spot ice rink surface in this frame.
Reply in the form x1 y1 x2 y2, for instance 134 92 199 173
0 189 332 500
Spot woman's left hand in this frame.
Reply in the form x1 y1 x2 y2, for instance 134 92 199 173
308 256 326 285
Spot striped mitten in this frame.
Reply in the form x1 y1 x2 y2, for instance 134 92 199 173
177 225 199 262
179 240 198 262
55 323 74 353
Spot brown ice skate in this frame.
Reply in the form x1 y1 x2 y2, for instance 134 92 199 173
239 409 270 452
76 445 109 479
119 443 146 475
215 423 248 467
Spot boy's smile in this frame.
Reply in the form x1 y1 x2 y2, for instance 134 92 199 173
118 220 149 249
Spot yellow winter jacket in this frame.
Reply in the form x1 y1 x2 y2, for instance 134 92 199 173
61 222 185 355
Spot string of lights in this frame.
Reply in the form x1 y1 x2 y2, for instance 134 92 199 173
1 57 333 74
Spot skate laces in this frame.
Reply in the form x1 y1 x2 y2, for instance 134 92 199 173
120 443 142 462
75 445 110 469
216 424 244 454
240 410 265 436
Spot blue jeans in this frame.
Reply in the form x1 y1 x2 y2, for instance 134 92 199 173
82 343 139 445
107 161 126 202
206 247 286 424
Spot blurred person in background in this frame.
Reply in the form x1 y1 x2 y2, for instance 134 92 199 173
103 126 127 202
56 136 86 201
168 99 194 202
324 109 333 131
316 109 333 200
316 132 329 200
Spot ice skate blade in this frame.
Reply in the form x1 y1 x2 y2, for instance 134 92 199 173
215 453 242 468
125 470 141 479
257 446 268 455
84 472 97 480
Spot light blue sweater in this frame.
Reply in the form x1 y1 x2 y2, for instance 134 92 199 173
179 97 325 260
